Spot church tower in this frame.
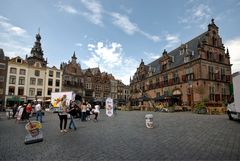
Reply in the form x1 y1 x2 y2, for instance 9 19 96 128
26 31 47 67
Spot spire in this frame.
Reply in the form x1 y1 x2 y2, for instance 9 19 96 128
71 51 77 64
226 48 229 56
208 18 218 31
72 51 77 59
162 49 167 55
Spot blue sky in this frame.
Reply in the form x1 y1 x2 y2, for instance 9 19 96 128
0 0 240 85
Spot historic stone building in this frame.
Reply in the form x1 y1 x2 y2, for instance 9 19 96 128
5 32 62 107
0 49 9 110
130 19 231 108
117 80 130 105
61 54 128 104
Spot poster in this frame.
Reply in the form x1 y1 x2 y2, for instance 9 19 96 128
106 97 113 117
51 91 75 108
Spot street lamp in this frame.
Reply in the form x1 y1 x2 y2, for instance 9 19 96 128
188 81 193 109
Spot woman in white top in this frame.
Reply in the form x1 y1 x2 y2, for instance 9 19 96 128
93 103 100 121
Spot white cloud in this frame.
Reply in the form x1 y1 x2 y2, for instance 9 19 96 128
164 34 180 49
110 12 160 42
144 51 160 62
179 3 212 29
80 0 103 26
111 12 138 35
82 41 138 84
225 37 240 73
57 2 78 14
0 16 27 36
0 15 31 58
75 43 83 47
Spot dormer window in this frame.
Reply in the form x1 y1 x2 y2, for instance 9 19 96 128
162 63 167 71
184 56 190 63
16 58 22 63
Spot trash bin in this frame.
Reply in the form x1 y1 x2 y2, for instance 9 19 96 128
145 114 153 128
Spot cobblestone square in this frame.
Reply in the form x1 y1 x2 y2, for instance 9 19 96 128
0 111 240 161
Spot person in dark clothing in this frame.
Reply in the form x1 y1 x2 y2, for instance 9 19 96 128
68 101 77 130
12 104 18 118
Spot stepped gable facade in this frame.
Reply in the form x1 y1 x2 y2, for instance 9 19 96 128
130 19 231 107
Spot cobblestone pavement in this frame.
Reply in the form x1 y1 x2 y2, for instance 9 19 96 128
0 110 240 161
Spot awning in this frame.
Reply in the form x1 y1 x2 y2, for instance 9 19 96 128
7 96 24 102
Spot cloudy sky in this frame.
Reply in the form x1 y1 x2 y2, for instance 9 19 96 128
0 0 240 85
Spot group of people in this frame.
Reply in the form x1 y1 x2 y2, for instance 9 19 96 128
11 101 43 123
57 98 100 133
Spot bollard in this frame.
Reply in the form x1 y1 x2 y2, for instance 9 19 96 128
145 114 153 128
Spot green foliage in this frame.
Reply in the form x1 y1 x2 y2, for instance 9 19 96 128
194 102 207 114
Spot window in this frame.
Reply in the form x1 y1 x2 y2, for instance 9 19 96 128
37 89 42 96
0 63 6 70
207 51 214 60
49 70 53 77
96 84 101 91
184 56 190 63
17 58 22 63
18 87 24 95
56 72 60 78
72 67 77 73
19 69 26 75
221 68 226 81
86 83 92 89
30 78 36 85
56 80 60 87
35 70 40 76
19 77 25 85
219 54 224 63
0 76 4 82
0 88 3 95
9 76 16 84
48 78 53 86
173 72 179 84
47 88 52 95
222 87 226 102
8 86 15 95
162 63 167 71
10 67 17 74
209 86 215 101
37 79 43 86
55 88 59 92
29 88 35 96
163 74 168 86
208 66 215 80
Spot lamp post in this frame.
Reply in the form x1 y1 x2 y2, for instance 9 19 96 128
188 81 193 110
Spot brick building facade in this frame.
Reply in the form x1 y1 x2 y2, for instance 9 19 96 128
130 19 231 108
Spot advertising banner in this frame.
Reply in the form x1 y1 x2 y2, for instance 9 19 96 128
51 92 75 108
106 97 113 117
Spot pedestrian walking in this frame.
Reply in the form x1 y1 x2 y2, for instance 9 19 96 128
26 103 32 120
93 103 100 121
58 95 68 132
12 103 18 118
68 101 77 130
86 102 92 120
81 102 87 121
35 102 43 123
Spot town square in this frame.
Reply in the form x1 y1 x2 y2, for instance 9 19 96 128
1 0 240 161
1 110 240 161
